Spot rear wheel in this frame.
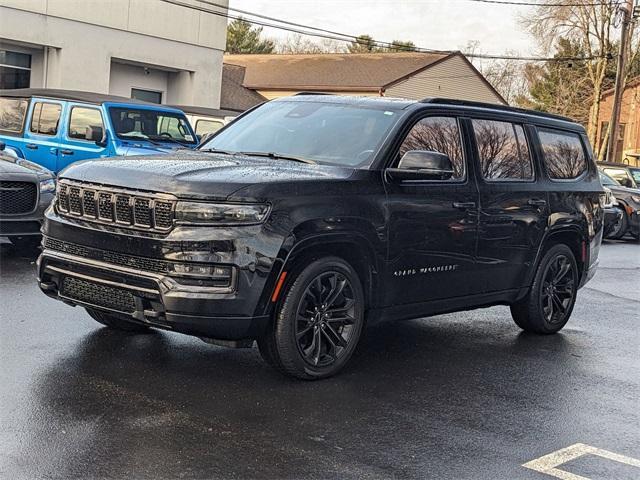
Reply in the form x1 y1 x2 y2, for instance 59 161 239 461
85 308 152 333
257 257 365 380
510 244 578 334
606 207 628 240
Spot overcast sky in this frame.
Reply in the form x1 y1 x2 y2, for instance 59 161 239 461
229 0 536 57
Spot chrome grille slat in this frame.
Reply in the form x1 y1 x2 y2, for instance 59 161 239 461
55 181 175 232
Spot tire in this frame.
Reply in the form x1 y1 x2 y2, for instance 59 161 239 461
9 236 42 251
606 207 628 240
510 244 578 334
85 308 152 333
257 257 365 380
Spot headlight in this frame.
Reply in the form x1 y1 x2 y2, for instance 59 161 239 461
39 178 56 193
175 202 270 225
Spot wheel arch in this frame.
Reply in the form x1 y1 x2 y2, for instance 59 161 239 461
260 231 382 318
531 227 587 284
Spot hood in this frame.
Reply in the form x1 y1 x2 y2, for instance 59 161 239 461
60 150 356 200
0 155 54 178
115 143 192 157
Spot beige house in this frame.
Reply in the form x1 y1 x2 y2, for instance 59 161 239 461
222 51 506 109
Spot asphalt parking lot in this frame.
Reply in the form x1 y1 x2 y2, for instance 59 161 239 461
1 239 638 480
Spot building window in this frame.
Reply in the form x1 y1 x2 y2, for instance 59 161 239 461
131 88 162 104
0 50 31 89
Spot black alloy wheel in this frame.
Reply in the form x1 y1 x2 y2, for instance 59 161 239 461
258 257 365 380
539 253 576 325
510 244 578 334
295 271 358 368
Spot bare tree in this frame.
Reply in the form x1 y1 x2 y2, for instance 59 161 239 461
276 34 347 54
520 1 617 147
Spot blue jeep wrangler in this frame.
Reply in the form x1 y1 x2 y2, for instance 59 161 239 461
0 89 198 173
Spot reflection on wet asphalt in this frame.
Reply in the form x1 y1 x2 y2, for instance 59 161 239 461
0 240 638 479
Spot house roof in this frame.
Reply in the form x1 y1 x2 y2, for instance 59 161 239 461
220 64 268 112
223 52 456 92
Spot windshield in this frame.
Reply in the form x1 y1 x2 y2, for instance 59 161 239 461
599 172 620 186
629 167 640 184
108 107 196 144
201 100 400 167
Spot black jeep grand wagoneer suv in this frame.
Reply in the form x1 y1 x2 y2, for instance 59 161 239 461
38 95 604 379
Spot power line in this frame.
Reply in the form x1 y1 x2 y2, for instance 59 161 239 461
161 0 609 62
465 0 615 6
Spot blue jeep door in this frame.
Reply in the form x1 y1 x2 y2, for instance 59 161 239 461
59 103 108 170
23 99 63 172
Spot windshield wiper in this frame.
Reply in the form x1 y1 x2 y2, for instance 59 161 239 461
147 135 190 146
201 148 238 156
121 135 162 146
238 151 316 165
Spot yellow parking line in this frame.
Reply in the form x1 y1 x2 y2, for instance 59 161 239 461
522 443 640 479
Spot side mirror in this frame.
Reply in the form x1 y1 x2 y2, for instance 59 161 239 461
85 125 107 147
387 150 454 181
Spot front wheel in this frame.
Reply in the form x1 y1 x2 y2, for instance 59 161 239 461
510 244 578 334
606 207 628 240
258 257 365 380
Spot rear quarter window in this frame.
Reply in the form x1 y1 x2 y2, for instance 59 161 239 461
0 97 28 133
538 128 588 180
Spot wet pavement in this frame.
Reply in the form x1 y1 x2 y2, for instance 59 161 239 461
0 239 639 479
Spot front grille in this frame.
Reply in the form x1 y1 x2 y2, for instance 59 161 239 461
57 181 175 232
61 276 136 313
0 181 37 215
44 237 170 274
82 190 97 217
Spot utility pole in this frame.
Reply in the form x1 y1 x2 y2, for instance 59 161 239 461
606 0 635 163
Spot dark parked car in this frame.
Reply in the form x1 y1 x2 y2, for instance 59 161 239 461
37 96 604 379
602 186 624 239
597 161 639 189
599 171 640 239
0 140 55 249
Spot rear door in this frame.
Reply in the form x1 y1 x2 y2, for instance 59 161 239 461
384 113 481 305
59 103 108 170
471 117 549 293
22 99 63 172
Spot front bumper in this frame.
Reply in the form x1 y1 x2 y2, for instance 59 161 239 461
38 249 270 339
37 209 283 340
0 191 53 237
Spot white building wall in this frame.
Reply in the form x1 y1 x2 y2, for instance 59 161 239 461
0 0 227 107
386 54 505 105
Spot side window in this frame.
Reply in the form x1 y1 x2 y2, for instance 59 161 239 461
472 119 534 181
398 116 465 180
603 168 633 187
538 128 588 180
195 119 224 136
68 107 104 140
30 102 61 136
0 97 28 132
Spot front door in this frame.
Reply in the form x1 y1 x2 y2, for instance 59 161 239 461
384 114 480 306
470 118 549 292
22 99 63 172
59 103 108 170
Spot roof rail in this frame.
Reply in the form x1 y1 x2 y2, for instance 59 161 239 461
420 97 575 123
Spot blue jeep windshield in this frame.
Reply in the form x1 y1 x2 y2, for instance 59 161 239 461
201 100 400 167
108 107 196 145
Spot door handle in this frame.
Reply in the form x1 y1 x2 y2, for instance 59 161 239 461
452 201 476 209
60 149 74 155
528 198 547 207
25 143 38 150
